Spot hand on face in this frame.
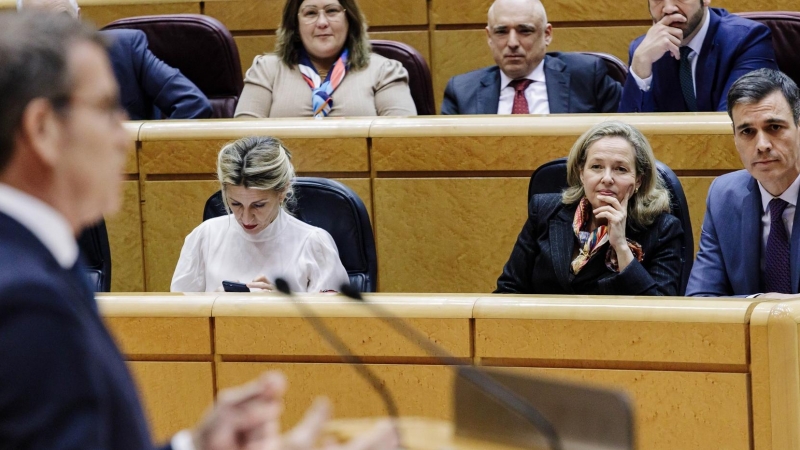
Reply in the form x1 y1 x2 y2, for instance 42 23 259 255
631 13 685 78
593 184 634 252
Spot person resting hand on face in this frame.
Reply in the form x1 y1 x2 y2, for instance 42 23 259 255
495 120 684 295
171 136 350 293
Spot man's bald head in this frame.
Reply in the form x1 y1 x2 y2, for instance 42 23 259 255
488 0 547 27
17 0 79 18
486 0 552 79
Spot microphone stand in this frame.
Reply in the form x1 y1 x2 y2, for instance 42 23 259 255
273 278 403 448
338 284 562 450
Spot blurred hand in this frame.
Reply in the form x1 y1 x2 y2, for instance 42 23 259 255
247 275 275 292
631 13 686 79
191 371 399 450
283 398 399 450
192 371 287 450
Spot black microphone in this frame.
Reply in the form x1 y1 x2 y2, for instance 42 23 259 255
339 283 562 450
273 278 403 446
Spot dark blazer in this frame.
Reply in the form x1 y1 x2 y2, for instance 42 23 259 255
687 170 800 296
103 29 212 120
0 213 167 449
619 8 777 112
441 52 622 115
495 193 684 295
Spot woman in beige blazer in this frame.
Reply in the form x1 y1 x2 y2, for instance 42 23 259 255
234 0 417 118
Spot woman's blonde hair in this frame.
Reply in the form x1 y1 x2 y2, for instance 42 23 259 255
217 136 296 213
561 120 671 228
274 0 371 70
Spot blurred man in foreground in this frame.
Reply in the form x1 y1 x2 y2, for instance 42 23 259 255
0 11 394 450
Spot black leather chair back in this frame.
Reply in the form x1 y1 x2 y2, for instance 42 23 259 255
103 14 243 118
527 158 694 295
370 40 435 115
580 52 628 84
77 219 112 292
737 12 800 88
203 178 378 292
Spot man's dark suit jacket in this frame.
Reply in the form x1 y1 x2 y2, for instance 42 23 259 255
619 8 777 112
441 52 622 115
686 170 800 296
495 193 684 295
104 29 212 120
0 212 169 449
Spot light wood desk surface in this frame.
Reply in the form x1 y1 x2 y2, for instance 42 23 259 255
97 293 800 449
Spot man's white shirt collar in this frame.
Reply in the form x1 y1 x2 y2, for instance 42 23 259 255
758 173 800 213
500 58 547 90
0 183 78 269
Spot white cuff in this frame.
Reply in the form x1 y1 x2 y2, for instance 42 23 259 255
629 68 652 92
171 429 196 450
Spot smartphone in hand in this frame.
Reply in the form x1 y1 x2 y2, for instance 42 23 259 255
222 280 250 292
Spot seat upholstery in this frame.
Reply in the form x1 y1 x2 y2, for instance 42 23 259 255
580 52 628 84
527 158 694 295
370 40 435 115
77 219 112 292
103 14 243 118
737 12 800 87
203 178 378 292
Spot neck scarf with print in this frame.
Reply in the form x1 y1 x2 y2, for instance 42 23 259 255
298 48 349 118
571 197 644 274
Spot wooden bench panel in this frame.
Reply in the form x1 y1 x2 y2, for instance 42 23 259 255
129 361 214 442
217 362 455 427
107 180 144 292
373 177 528 293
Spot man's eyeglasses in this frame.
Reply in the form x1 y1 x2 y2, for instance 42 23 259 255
299 5 346 24
51 94 127 123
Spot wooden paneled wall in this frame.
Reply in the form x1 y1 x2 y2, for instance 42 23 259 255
98 293 800 450
104 114 738 293
58 0 790 113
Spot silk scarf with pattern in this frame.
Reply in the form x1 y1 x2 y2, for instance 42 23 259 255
298 48 349 118
571 197 643 274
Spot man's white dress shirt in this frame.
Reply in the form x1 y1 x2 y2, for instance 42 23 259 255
497 59 550 114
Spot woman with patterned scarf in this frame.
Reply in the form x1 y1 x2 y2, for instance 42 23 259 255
234 0 417 118
495 121 684 295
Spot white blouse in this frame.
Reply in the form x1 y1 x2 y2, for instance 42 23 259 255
170 209 350 293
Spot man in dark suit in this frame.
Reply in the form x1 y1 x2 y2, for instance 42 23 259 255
687 69 800 297
19 0 212 120
441 0 621 115
619 1 777 113
0 11 395 450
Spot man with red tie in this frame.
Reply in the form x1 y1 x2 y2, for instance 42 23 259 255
441 0 621 115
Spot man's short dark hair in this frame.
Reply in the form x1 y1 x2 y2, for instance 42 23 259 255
0 11 105 173
727 68 800 124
